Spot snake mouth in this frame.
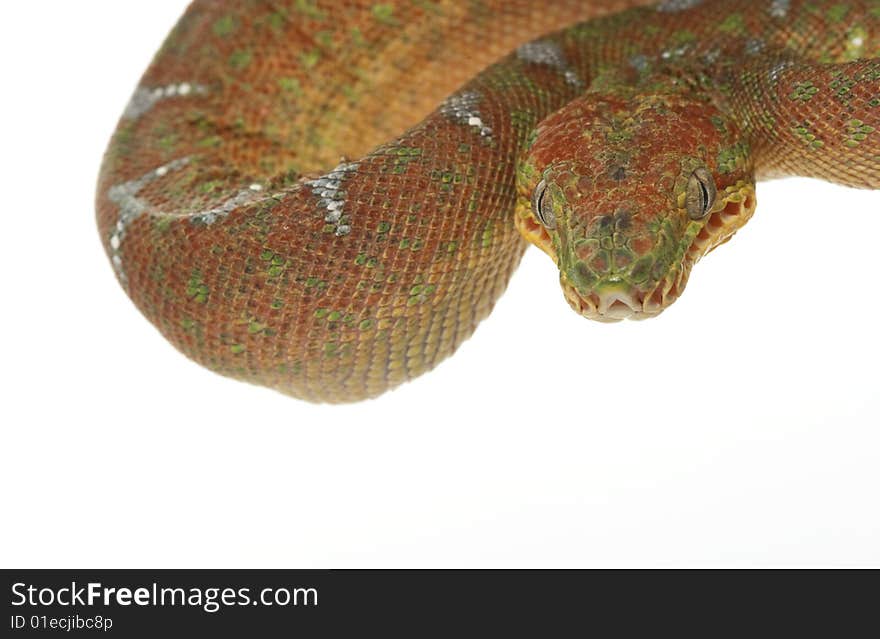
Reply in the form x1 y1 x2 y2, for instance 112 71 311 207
563 284 651 322
561 268 691 322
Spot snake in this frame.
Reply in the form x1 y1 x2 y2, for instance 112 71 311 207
97 0 880 403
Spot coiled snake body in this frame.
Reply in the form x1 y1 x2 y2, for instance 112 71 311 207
97 0 880 402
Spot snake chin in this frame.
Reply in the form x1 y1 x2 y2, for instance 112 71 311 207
560 268 691 322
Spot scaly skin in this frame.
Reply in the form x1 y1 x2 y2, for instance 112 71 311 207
97 0 880 402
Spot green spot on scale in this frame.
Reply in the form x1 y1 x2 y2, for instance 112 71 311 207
372 4 397 25
212 15 235 37
228 50 252 71
299 49 320 68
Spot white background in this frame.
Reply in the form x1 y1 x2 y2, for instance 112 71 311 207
1 1 878 568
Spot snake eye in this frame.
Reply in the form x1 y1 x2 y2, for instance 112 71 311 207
686 167 717 220
531 179 557 230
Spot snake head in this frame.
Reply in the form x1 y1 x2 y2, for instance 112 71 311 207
516 89 757 321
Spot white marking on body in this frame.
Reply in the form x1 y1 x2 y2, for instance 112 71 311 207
516 40 583 88
122 82 207 120
770 0 790 19
440 91 493 138
107 157 269 281
305 161 360 237
629 54 651 73
746 39 766 56
703 48 722 65
768 60 796 83
661 44 691 60
657 0 704 12
190 190 259 225
107 157 191 282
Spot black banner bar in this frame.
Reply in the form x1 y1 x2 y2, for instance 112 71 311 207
2 569 875 635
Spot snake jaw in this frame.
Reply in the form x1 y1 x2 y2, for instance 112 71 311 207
685 184 757 264
515 205 556 258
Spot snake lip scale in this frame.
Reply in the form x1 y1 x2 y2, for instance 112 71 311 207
97 0 879 403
